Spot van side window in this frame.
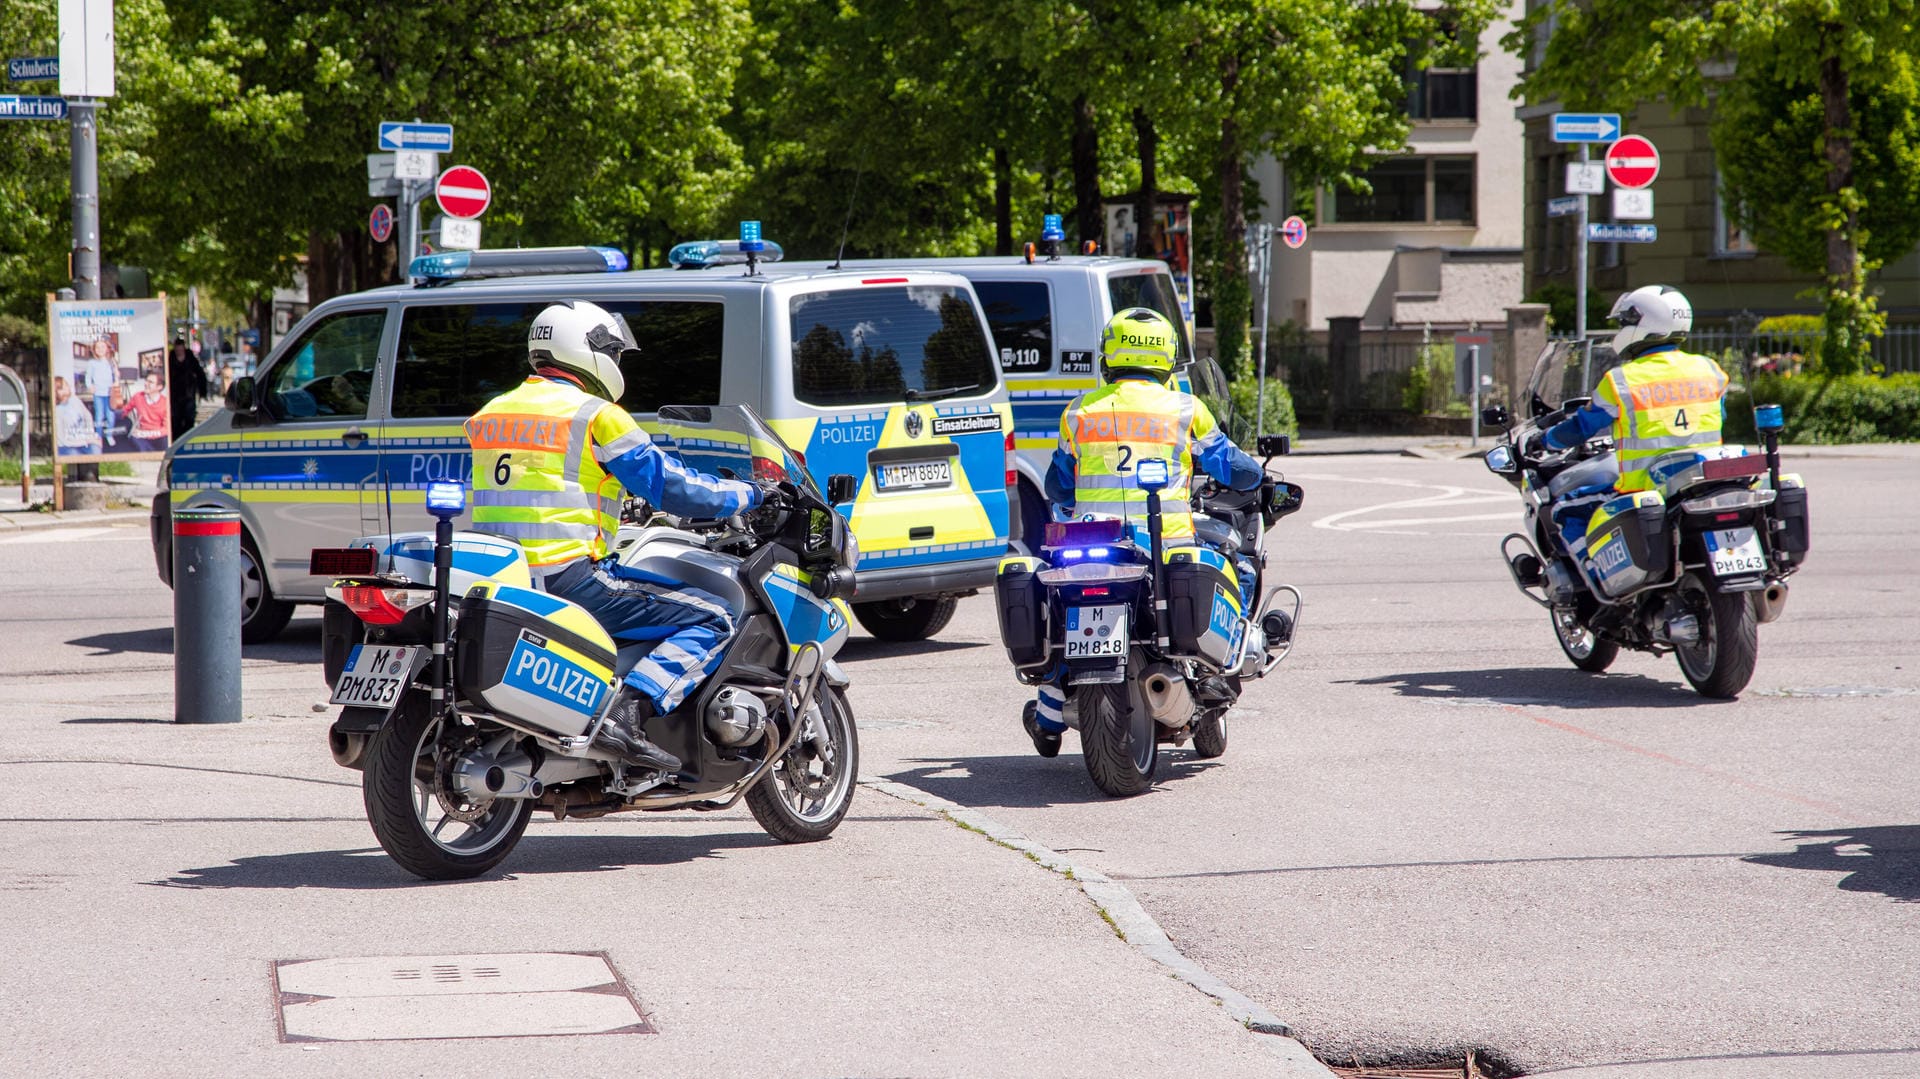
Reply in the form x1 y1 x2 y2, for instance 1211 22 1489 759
973 281 1053 373
391 301 724 418
1106 273 1193 366
790 286 995 407
263 309 384 421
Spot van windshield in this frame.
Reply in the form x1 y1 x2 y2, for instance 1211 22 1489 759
1106 271 1192 366
789 285 996 406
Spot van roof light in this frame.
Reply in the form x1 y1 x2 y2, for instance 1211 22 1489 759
408 246 629 286
669 238 786 270
1041 214 1065 243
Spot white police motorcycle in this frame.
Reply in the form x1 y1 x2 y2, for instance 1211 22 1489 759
315 405 863 879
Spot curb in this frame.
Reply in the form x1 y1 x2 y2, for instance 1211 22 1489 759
861 777 1336 1077
0 508 152 532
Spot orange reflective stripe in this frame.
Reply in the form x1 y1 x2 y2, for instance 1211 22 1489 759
1073 410 1180 444
1625 378 1722 410
465 411 573 453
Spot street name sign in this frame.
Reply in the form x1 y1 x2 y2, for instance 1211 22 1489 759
1588 223 1657 244
435 165 491 219
1547 195 1583 218
1566 161 1606 195
1605 135 1660 189
1552 112 1621 143
1612 188 1654 220
7 57 58 81
377 120 453 152
1280 215 1307 249
0 95 66 120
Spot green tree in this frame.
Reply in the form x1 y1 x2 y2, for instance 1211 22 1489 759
1510 0 1920 374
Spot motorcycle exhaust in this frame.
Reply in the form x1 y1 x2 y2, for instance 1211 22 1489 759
451 747 542 800
328 729 368 771
1754 581 1790 624
1661 612 1701 645
1140 664 1194 726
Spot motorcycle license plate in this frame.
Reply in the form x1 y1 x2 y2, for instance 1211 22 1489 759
329 644 422 711
1706 527 1767 576
1063 604 1129 659
874 459 952 490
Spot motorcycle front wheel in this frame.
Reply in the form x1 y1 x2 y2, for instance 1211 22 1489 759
747 686 858 843
1079 683 1158 797
1674 571 1758 699
362 693 534 880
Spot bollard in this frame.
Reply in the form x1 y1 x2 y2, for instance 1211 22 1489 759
173 508 243 724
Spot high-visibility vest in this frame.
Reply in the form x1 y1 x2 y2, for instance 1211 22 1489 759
1058 379 1221 541
465 377 632 569
1595 349 1729 492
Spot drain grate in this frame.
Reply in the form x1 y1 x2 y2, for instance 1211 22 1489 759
1325 1049 1519 1079
272 951 652 1043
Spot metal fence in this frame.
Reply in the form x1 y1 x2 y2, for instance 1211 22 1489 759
1684 325 1920 380
1267 335 1505 427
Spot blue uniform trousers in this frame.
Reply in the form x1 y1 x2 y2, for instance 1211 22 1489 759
547 557 735 713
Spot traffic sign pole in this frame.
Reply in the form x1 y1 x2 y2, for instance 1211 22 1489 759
69 99 99 300
1576 144 1589 351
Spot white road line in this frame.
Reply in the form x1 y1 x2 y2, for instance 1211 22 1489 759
0 527 141 545
1337 511 1517 529
1313 486 1510 532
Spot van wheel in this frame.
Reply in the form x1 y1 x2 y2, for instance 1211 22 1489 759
853 596 958 642
240 533 294 644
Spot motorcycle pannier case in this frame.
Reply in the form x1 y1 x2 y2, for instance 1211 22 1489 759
994 556 1050 669
1163 546 1242 668
1772 473 1810 559
1583 491 1672 599
454 582 618 737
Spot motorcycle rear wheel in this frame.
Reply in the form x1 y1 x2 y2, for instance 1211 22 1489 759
363 694 534 880
1080 683 1158 797
1674 572 1758 699
747 686 858 843
1551 605 1619 673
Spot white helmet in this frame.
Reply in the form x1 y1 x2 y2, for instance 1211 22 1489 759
527 300 636 402
1609 285 1692 358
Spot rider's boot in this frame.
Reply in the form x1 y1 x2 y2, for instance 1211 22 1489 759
596 688 684 772
1022 700 1063 758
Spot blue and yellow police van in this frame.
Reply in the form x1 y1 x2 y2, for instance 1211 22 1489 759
153 240 1013 643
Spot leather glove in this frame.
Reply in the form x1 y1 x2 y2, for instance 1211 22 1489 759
1520 430 1547 458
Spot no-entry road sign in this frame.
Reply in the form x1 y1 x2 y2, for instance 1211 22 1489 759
1605 135 1660 190
435 165 491 220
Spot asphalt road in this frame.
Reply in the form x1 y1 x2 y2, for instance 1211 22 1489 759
2 446 1916 1076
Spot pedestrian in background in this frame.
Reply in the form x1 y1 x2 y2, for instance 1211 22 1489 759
169 334 209 439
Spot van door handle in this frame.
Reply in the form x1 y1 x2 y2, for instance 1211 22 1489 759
341 427 368 447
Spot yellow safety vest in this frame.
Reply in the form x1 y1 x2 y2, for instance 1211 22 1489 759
466 377 640 570
1595 349 1729 492
1058 379 1220 541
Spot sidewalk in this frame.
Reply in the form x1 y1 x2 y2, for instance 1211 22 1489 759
1292 428 1920 461
0 459 160 531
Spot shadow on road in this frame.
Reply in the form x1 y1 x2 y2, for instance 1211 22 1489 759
150 828 785 890
66 618 322 664
1340 666 1720 709
1744 825 1920 902
837 637 988 663
888 752 1221 809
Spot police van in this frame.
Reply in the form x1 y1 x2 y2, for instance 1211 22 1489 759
152 241 1014 643
784 250 1193 553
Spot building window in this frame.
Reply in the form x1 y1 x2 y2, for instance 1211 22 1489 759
1405 14 1478 121
1326 156 1476 225
1714 171 1757 256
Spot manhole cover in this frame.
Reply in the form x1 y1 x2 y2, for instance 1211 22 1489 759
272 951 652 1042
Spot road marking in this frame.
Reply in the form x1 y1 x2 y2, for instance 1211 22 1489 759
0 527 142 545
1301 474 1513 534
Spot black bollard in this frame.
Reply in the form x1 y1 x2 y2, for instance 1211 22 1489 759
174 508 243 724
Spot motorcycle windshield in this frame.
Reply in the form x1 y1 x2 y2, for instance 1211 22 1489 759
651 403 824 501
1187 356 1247 446
1527 339 1622 411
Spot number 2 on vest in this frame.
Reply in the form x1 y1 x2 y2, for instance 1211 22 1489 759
1114 445 1133 473
493 453 513 485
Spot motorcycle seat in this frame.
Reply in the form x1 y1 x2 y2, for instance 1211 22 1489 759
1194 514 1239 553
1548 452 1619 499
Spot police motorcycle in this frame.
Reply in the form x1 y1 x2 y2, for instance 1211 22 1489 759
994 364 1305 797
1481 341 1811 699
315 404 863 879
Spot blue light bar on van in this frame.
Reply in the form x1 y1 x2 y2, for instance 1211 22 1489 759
408 246 630 285
669 238 786 269
739 220 765 253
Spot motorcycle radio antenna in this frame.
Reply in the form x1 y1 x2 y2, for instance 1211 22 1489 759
381 465 397 573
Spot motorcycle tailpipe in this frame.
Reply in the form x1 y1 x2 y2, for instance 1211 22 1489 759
1140 663 1192 726
1755 580 1790 624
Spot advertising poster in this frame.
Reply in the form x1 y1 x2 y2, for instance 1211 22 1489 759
46 297 170 461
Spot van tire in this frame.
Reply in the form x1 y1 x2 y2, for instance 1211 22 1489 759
240 533 295 644
853 596 958 641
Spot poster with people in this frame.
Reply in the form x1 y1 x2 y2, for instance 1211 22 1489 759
46 298 170 459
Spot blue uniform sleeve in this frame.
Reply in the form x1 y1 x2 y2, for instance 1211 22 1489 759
597 427 758 518
1044 448 1077 506
1193 429 1263 490
1544 402 1617 450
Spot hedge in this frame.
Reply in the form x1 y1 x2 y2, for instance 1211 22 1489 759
1228 375 1299 440
1726 372 1920 443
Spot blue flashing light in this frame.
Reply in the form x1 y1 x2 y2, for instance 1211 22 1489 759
1754 403 1785 433
739 220 765 253
594 246 630 271
669 238 786 269
409 250 473 281
409 246 629 284
1087 546 1111 558
1135 458 1171 491
1041 214 1065 243
1061 548 1086 561
426 480 467 517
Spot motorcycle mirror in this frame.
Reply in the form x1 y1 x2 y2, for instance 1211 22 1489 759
1269 481 1305 519
827 473 857 504
1257 434 1291 458
1484 444 1518 475
1480 404 1510 428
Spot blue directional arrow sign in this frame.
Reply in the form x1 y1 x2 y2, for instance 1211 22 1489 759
1588 223 1657 244
7 57 59 81
0 95 66 120
1552 112 1622 143
376 121 453 152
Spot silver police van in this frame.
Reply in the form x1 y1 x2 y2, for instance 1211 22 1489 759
153 242 1014 643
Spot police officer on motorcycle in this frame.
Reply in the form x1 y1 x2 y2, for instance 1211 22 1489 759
465 301 764 772
1021 307 1264 756
1532 285 1729 549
